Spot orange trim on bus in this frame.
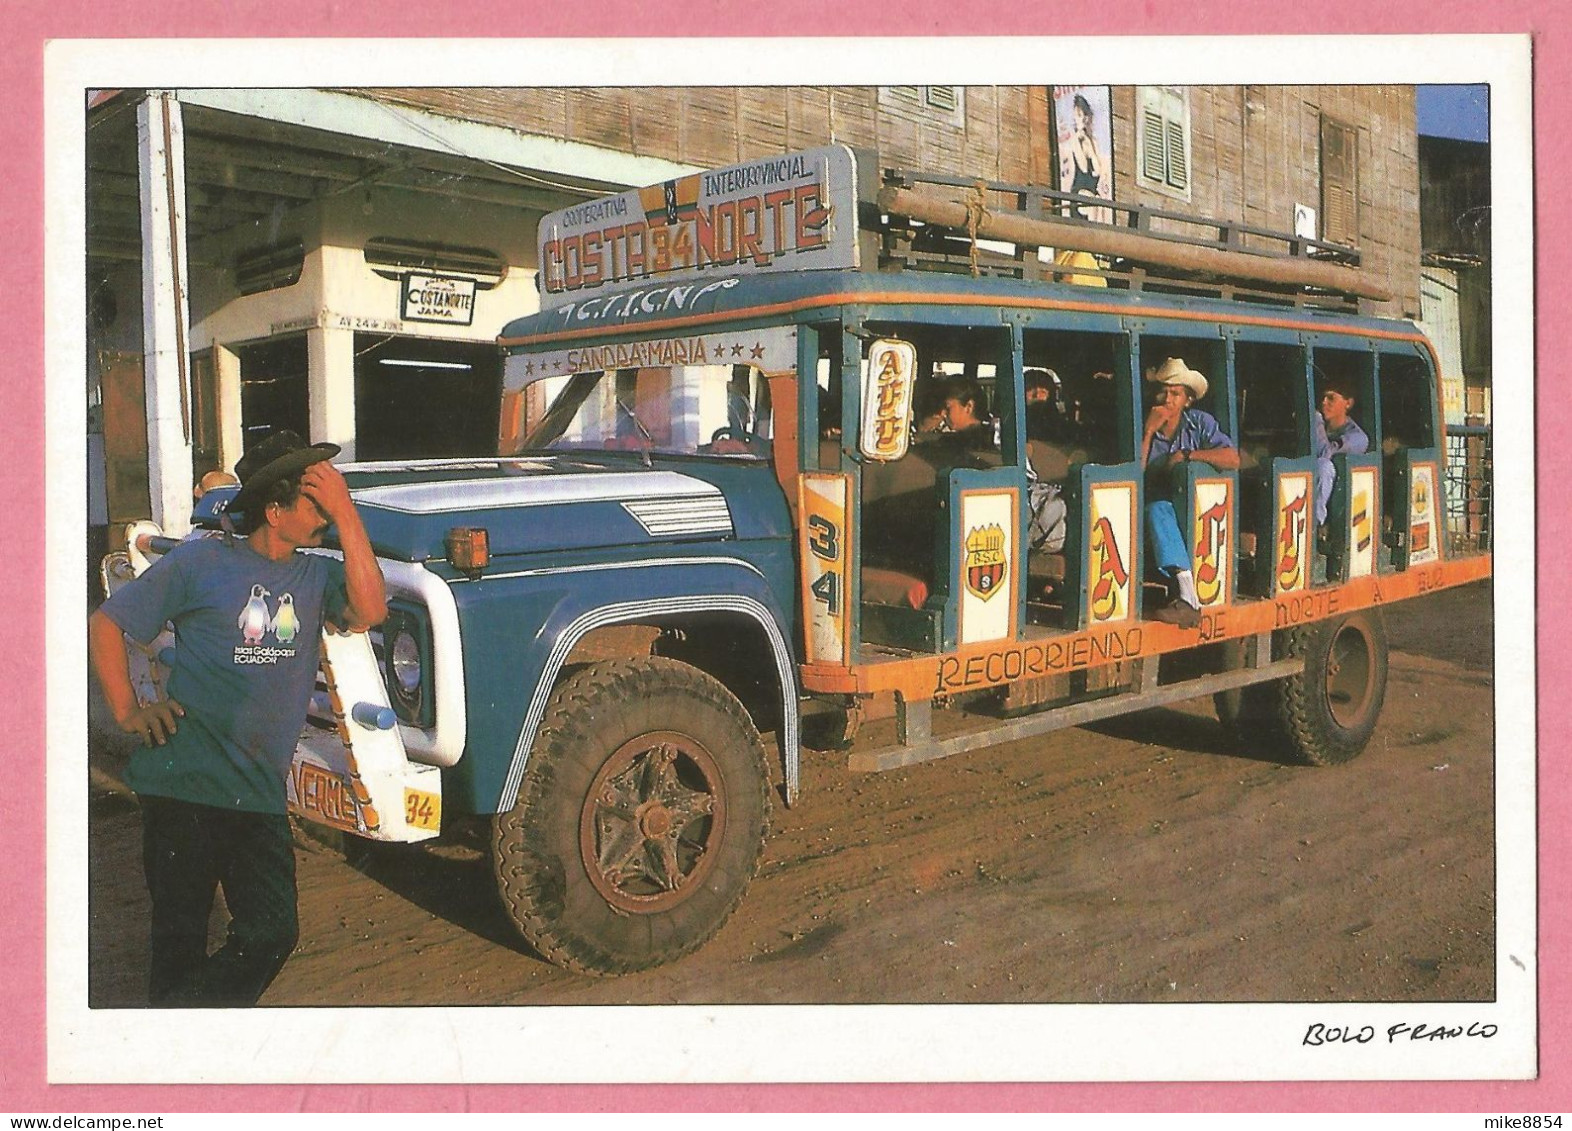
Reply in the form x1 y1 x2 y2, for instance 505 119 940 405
799 553 1491 700
499 289 1434 352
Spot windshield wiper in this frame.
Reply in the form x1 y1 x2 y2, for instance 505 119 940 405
616 398 655 469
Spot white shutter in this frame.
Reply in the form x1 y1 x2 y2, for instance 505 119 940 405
1165 115 1189 191
1137 86 1191 199
925 86 958 111
1141 103 1167 182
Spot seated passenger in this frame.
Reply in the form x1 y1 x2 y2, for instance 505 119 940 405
1024 367 1057 406
1312 375 1370 525
911 375 949 438
1141 358 1240 627
939 374 997 451
1024 369 1074 560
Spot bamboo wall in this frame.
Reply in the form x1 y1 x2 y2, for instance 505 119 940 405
361 84 1420 316
1111 85 1420 316
361 86 1039 184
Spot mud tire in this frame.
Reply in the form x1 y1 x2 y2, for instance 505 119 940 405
1276 610 1389 765
492 657 771 976
1215 612 1389 765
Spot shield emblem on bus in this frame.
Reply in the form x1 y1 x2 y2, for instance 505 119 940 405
964 523 1007 601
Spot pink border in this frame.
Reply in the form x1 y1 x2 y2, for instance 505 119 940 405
11 0 1561 1113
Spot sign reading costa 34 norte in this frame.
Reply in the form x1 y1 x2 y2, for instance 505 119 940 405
536 146 859 307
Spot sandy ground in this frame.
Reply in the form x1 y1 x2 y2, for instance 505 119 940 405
86 580 1495 1007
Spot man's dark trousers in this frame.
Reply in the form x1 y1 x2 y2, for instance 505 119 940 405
139 794 299 1007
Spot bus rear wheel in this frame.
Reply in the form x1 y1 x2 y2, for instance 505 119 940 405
1216 612 1389 766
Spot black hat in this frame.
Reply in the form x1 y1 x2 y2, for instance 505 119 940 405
229 430 341 517
1318 373 1359 399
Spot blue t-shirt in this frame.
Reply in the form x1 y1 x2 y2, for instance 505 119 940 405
101 537 347 813
1313 411 1370 460
1148 408 1234 464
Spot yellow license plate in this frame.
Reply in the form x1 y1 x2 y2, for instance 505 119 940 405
403 788 441 832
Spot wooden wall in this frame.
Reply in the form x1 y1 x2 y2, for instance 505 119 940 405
1110 84 1420 316
362 84 1420 316
362 86 1037 183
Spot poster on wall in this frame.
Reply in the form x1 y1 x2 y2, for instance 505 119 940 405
1053 85 1115 224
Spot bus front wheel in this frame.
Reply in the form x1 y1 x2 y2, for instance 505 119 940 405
492 657 771 976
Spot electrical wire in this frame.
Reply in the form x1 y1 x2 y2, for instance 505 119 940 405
359 94 616 198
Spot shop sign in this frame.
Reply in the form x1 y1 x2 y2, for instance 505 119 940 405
402 274 477 326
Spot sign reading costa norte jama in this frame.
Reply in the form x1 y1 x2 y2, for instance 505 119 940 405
537 146 860 309
402 273 477 325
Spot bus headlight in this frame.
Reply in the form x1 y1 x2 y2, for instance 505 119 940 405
378 605 434 727
391 629 422 696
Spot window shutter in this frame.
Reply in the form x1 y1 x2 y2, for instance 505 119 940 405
1141 105 1167 183
1165 116 1189 191
1137 86 1190 198
1321 117 1359 247
925 86 958 111
889 86 921 102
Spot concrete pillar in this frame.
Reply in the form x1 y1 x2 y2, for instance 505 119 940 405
213 342 243 471
137 92 194 536
308 324 358 460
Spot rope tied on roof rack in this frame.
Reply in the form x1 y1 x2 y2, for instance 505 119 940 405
965 181 989 278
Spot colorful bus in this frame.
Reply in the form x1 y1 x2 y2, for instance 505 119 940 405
115 145 1491 976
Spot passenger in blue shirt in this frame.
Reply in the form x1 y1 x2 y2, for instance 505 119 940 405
1141 358 1240 627
90 431 386 1006
1312 376 1371 525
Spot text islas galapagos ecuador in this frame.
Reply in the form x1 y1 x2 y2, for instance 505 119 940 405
542 181 831 294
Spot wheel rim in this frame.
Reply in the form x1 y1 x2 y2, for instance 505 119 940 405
579 730 727 914
1324 621 1376 729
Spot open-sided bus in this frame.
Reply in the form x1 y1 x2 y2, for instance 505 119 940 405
112 145 1491 976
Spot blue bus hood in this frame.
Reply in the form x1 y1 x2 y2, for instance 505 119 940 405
334 456 788 562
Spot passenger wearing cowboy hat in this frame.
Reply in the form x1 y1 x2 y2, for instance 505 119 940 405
90 429 385 1006
1141 358 1240 628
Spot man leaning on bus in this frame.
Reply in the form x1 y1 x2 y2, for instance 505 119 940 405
1140 358 1240 628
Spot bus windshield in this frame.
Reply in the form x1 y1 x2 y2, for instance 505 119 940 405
500 363 773 460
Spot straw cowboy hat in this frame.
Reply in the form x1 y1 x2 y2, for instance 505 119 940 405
229 430 341 517
1144 357 1208 401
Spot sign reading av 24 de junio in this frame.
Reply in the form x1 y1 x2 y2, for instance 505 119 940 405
402 274 477 325
536 145 860 308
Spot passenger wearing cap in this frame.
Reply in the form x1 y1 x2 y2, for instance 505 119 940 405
1311 375 1370 525
90 429 385 1006
1141 358 1240 627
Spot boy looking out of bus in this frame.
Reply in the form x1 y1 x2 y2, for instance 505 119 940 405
1141 358 1240 627
1312 374 1370 525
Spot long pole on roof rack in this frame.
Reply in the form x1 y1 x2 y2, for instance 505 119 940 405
876 186 1393 303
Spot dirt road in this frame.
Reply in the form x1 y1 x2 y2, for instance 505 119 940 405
87 581 1495 1007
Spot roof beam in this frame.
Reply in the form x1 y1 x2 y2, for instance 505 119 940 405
170 88 699 195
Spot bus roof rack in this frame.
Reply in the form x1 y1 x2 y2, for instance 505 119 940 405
869 165 1391 314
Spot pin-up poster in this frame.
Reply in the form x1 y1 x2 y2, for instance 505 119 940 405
1053 85 1115 224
